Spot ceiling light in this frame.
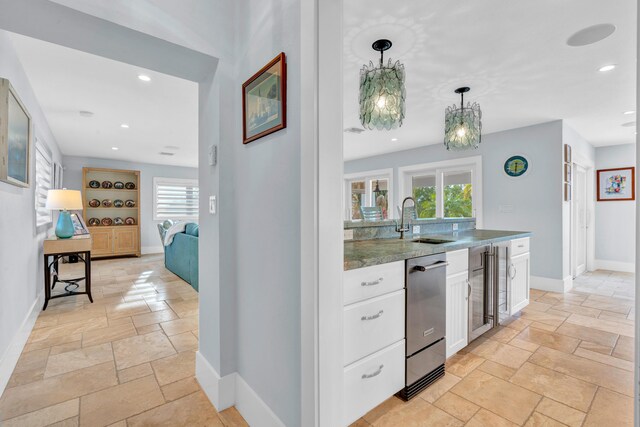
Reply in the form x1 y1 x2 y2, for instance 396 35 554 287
391 138 398 141
624 111 635 115
444 87 482 151
621 121 636 127
164 145 180 150
567 24 616 47
120 123 130 129
111 147 119 151
138 74 151 82
598 64 616 72
359 39 406 131
79 110 94 118
344 127 365 134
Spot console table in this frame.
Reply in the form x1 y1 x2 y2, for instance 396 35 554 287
43 234 93 310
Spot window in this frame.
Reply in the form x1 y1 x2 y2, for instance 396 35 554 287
34 140 53 227
400 156 482 225
344 169 393 220
153 177 199 221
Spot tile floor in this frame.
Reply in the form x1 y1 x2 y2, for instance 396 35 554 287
351 270 636 427
0 254 248 427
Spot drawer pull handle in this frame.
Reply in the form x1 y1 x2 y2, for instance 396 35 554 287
361 277 383 287
362 364 384 379
361 310 384 321
509 264 517 279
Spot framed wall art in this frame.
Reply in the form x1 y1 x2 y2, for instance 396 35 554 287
597 167 635 201
242 52 287 144
0 78 32 187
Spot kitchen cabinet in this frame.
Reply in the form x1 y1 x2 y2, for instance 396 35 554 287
510 252 530 313
445 249 469 358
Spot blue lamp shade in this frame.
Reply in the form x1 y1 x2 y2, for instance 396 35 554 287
46 189 83 239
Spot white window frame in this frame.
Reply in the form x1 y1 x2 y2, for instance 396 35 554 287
153 177 199 221
343 168 394 220
398 156 483 227
34 138 53 227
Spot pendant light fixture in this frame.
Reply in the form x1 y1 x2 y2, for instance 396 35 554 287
444 87 482 151
359 39 406 131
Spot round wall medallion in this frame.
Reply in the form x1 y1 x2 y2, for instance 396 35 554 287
504 155 529 177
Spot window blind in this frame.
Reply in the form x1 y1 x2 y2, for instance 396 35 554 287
35 141 53 227
153 177 199 220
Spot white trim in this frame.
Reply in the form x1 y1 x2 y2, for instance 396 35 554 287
0 290 43 396
594 259 635 273
236 374 286 427
141 246 164 255
343 168 394 220
398 156 483 227
530 275 573 293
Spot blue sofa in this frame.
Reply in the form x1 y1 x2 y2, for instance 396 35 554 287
159 222 199 291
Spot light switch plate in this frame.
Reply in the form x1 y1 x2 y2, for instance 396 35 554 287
412 225 420 234
209 195 217 214
208 145 217 166
344 229 354 240
452 223 459 231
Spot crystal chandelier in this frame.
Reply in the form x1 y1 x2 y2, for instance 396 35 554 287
444 87 482 150
359 39 406 131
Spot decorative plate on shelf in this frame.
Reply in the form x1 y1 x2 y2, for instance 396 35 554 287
89 180 100 189
125 182 136 190
124 217 136 225
114 181 125 189
88 199 101 208
101 180 113 189
113 217 124 225
101 218 113 226
504 155 529 177
114 199 124 208
125 199 136 208
102 199 113 207
88 218 100 226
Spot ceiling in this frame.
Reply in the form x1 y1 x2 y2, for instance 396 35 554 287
343 0 637 161
9 33 198 168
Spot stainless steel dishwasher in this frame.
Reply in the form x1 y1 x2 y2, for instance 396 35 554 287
399 253 447 400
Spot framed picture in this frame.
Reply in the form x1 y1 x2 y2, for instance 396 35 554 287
0 78 31 187
70 211 89 235
242 52 287 144
564 183 571 201
563 163 572 183
564 144 572 163
597 167 635 201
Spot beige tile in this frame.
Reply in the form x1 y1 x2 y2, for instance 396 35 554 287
525 301 553 312
433 392 479 422
529 346 634 397
44 343 114 378
573 347 634 371
528 322 558 332
132 309 178 328
503 317 532 332
160 316 198 336
55 306 107 325
28 317 108 345
509 362 597 411
508 338 540 353
470 339 532 369
583 387 633 427
373 397 463 427
445 352 484 378
168 331 199 352
362 396 406 424
117 363 154 383
161 377 200 402
6 366 45 388
108 316 134 327
417 373 461 403
578 340 613 356
477 360 517 381
12 348 50 374
524 412 566 427
105 300 151 320
535 397 586 427
112 331 176 369
613 335 634 361
485 326 519 343
580 298 632 314
555 322 618 347
450 370 541 425
136 323 162 335
167 299 199 318
550 302 601 318
151 350 195 386
515 327 580 353
81 323 137 347
465 408 518 427
219 406 249 427
1 398 79 427
80 375 165 426
49 417 79 427
127 391 223 427
349 418 371 427
0 362 117 420
519 311 566 328
565 313 634 337
50 340 83 356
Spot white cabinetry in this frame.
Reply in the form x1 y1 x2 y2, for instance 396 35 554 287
445 249 469 358
510 252 530 313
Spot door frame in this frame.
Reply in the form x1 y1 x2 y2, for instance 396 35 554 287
571 163 588 277
569 153 595 278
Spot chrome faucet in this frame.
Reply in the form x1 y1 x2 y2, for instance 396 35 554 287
395 196 416 239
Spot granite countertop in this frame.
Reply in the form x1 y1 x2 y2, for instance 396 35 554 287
344 229 532 270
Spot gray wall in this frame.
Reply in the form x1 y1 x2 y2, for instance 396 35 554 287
0 30 63 392
62 156 198 253
346 120 566 280
595 143 636 265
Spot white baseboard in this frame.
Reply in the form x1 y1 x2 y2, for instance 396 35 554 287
594 259 635 273
196 351 285 427
141 246 164 255
531 275 573 293
0 291 44 396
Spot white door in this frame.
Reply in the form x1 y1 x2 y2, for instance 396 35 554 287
510 252 530 313
446 271 469 357
573 164 588 277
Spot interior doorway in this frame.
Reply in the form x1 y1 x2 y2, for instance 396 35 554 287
572 163 588 278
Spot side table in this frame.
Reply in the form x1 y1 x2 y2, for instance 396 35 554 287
43 234 93 310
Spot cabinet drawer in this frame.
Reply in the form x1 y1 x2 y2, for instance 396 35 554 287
343 340 405 426
344 290 405 366
511 237 530 256
343 261 404 305
446 249 469 277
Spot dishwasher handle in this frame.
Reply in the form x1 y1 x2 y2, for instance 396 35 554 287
413 261 449 272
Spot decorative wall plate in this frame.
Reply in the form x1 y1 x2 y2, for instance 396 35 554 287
504 155 529 177
88 199 101 208
114 199 124 208
113 217 124 225
124 217 136 225
101 180 113 189
125 182 136 189
102 199 113 207
89 180 100 188
88 218 100 226
101 217 113 226
125 199 136 208
114 181 125 189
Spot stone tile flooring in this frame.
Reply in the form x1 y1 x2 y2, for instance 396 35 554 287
0 254 248 427
352 270 635 426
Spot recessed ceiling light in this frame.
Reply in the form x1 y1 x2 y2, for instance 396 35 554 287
621 121 636 127
567 24 616 47
164 145 180 150
111 147 119 151
120 123 130 129
391 138 398 141
79 110 94 118
159 152 175 156
598 64 616 72
138 74 151 82
624 111 635 115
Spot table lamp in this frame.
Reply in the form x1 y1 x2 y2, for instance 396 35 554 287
46 189 83 238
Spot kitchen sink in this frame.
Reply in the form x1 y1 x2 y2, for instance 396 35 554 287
412 238 455 244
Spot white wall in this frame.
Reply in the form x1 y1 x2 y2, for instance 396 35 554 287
62 156 198 253
0 30 63 394
595 143 636 271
